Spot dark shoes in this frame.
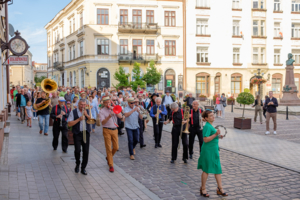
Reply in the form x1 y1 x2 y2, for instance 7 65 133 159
183 159 188 163
81 169 87 175
189 154 193 159
53 148 57 150
75 165 79 173
155 144 158 148
140 144 146 148
157 144 162 148
63 150 67 153
170 160 175 163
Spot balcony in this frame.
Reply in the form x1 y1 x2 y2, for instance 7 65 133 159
118 53 158 65
118 22 159 34
53 62 64 71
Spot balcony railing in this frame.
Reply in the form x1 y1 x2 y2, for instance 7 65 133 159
53 62 64 71
118 53 158 65
118 22 159 33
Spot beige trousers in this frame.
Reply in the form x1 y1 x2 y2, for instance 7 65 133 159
254 106 262 123
266 112 277 131
103 128 119 167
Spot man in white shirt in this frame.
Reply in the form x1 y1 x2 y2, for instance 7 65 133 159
162 91 174 120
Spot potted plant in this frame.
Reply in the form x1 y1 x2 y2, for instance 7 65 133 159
234 92 255 129
199 94 207 101
251 78 267 85
227 96 235 105
212 94 218 105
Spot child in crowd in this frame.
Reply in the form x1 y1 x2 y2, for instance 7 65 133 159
25 101 33 128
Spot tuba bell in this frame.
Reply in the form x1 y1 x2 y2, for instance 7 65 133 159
34 78 58 111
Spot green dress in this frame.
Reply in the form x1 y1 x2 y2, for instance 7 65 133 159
197 122 222 174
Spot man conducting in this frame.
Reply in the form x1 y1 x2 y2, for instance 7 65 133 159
50 97 69 153
99 97 123 173
67 99 92 175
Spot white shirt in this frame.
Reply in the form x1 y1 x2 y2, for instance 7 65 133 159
67 108 85 131
163 95 173 105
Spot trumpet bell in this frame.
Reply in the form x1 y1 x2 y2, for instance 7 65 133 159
183 129 190 134
113 105 122 114
87 118 96 125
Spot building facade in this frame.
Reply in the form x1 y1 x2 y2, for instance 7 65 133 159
9 51 35 88
186 0 300 99
45 0 184 95
34 63 47 78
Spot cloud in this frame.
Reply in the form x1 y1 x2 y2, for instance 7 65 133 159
13 11 22 15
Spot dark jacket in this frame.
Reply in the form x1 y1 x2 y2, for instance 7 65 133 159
265 97 278 113
50 104 70 126
16 93 29 107
253 99 263 107
146 100 155 113
183 97 195 108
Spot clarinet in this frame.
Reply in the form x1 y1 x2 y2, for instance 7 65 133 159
60 106 64 127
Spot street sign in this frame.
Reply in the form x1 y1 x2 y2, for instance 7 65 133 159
4 55 29 65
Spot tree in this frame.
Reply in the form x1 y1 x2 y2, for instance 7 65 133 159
130 62 146 92
142 61 161 91
113 66 130 89
236 92 255 118
34 76 47 84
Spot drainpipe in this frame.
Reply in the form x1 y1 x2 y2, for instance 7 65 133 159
5 2 9 103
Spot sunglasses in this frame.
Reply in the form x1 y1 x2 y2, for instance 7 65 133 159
130 102 135 104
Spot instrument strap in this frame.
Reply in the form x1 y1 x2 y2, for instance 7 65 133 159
191 109 202 125
172 109 183 124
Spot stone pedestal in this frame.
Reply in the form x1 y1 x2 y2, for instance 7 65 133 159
280 65 300 106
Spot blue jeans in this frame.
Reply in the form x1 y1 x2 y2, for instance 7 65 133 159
92 124 96 130
125 128 139 156
39 114 50 134
33 109 37 117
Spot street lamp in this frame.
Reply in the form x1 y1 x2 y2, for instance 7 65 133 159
254 69 264 95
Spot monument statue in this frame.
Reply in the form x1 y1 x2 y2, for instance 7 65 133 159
280 53 300 106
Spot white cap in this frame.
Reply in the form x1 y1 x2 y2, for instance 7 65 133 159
58 97 66 102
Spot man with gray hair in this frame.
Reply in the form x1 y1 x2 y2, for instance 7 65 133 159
164 102 188 163
150 97 167 148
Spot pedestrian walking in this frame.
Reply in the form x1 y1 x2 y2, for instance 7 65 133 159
35 91 50 136
252 95 263 124
265 91 278 135
25 101 33 127
67 99 92 175
124 98 144 160
263 95 268 119
183 93 195 109
220 93 226 118
88 95 99 133
137 94 147 148
197 110 228 198
50 97 69 153
216 94 222 118
16 89 29 124
162 90 174 121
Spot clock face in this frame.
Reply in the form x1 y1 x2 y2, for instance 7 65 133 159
10 38 26 54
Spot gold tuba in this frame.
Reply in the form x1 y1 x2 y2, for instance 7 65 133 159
34 78 58 111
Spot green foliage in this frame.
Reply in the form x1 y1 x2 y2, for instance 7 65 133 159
236 92 255 118
34 76 47 84
244 88 250 93
130 62 146 92
142 61 161 86
36 83 41 87
113 66 130 89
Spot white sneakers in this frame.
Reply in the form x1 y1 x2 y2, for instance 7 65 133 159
265 131 277 135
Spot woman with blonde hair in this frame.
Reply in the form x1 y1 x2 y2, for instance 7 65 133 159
252 95 263 124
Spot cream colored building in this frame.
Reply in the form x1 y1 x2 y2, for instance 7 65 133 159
34 63 47 78
45 0 184 94
9 51 35 88
186 0 300 99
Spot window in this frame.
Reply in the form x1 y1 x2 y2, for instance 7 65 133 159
69 21 72 34
292 23 300 38
74 71 76 86
253 20 258 36
73 45 75 59
165 40 176 56
233 0 240 9
274 49 280 64
62 26 64 38
215 75 220 94
292 49 300 64
165 11 176 27
69 46 72 60
80 12 83 27
133 10 142 27
231 74 242 95
197 47 208 63
233 48 240 63
261 48 265 63
62 53 64 63
196 0 210 7
73 18 75 32
196 73 210 97
97 39 109 55
120 39 128 55
233 20 240 36
295 74 300 90
196 19 208 35
133 39 142 58
292 0 300 12
261 0 264 8
146 10 154 24
274 22 280 37
253 0 258 8
97 9 109 25
146 40 154 55
274 0 280 11
120 9 128 25
272 77 281 94
253 48 259 63
80 41 83 57
261 21 265 36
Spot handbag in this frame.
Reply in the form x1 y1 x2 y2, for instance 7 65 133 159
96 116 101 126
223 103 227 107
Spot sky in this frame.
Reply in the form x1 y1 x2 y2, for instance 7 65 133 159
9 0 71 63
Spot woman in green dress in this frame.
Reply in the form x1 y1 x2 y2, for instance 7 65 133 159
197 110 228 197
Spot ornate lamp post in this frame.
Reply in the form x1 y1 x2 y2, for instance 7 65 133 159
253 69 265 96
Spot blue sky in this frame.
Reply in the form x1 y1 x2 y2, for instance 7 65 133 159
9 0 71 63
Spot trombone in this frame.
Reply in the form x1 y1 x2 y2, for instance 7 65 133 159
178 105 190 149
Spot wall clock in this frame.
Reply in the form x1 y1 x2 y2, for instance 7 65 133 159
8 31 29 56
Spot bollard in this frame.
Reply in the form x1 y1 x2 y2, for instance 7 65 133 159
286 106 289 120
231 101 233 113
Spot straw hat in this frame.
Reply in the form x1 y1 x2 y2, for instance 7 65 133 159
127 97 135 103
102 96 110 102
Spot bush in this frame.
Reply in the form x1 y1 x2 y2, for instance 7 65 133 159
237 92 255 118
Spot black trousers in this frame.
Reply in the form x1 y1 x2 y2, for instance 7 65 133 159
138 119 145 146
117 117 124 135
153 121 163 145
165 106 171 121
263 109 267 118
152 118 156 138
73 131 90 170
52 122 68 151
171 126 188 161
189 126 203 155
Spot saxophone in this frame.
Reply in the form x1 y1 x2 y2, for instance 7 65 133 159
156 106 159 125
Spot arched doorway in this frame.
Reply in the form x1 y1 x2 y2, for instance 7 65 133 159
165 69 176 93
97 68 110 90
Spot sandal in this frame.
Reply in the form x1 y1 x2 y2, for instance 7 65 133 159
200 187 210 198
217 187 228 196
